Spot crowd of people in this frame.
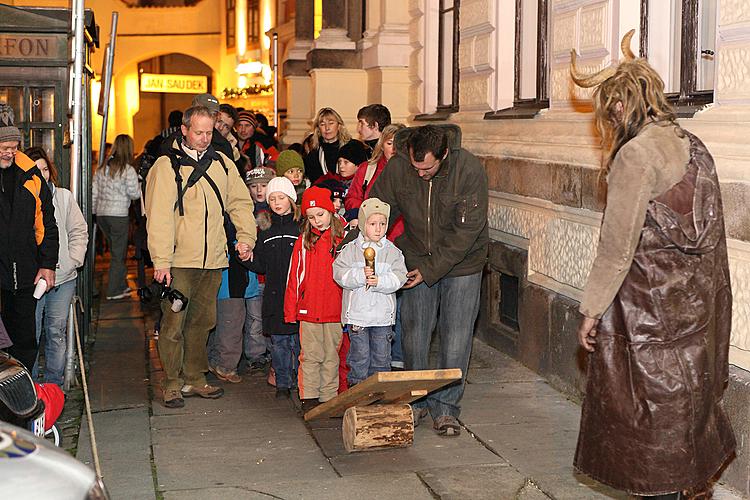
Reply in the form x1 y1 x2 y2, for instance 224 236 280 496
132 95 488 438
0 34 739 495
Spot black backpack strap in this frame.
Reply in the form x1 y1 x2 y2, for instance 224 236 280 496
169 153 185 216
172 149 227 216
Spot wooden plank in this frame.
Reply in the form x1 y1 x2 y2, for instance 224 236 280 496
304 369 462 421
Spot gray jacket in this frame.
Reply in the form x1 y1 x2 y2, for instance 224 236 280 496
51 185 89 286
333 234 408 327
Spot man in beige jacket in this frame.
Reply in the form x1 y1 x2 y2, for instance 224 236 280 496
146 105 256 408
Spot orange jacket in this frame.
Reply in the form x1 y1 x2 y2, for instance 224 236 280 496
0 152 58 290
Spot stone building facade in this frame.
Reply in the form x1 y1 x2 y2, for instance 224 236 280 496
276 0 750 493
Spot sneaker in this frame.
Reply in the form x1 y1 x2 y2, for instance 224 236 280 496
209 365 242 384
433 415 461 437
275 388 291 400
181 383 224 399
163 389 184 408
249 360 269 373
106 289 131 300
413 407 429 427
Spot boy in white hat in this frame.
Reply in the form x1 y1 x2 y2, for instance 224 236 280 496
333 198 407 385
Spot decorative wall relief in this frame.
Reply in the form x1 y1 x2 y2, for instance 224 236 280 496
489 192 750 364
717 44 750 102
579 2 607 53
720 0 750 27
728 243 750 352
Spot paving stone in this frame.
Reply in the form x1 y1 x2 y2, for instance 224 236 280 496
77 407 155 500
417 464 533 500
321 424 506 477
161 473 434 500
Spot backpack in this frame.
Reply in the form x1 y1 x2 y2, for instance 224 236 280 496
167 148 228 217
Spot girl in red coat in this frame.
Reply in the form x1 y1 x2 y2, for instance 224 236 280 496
284 186 345 412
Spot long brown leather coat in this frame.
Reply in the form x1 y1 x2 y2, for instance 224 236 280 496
574 131 736 495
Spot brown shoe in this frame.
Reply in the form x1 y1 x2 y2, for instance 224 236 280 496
181 384 224 399
210 365 242 384
163 389 185 408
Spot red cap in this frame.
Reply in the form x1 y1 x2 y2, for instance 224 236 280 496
301 186 335 215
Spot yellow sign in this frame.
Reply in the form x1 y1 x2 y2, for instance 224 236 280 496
140 73 208 94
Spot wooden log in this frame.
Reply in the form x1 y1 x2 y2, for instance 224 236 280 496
342 404 414 453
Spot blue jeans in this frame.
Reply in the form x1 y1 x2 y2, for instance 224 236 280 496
33 280 77 386
400 272 482 419
391 293 404 368
346 325 393 386
243 286 269 363
271 334 300 389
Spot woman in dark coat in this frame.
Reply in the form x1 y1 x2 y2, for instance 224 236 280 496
303 107 352 183
572 31 735 499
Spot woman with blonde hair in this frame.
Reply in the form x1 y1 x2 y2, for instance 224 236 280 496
345 123 405 214
572 31 735 499
304 107 351 183
92 134 141 300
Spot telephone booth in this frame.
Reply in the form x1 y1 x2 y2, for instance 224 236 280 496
0 4 99 349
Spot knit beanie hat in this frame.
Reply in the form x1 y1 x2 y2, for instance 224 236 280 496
358 197 390 231
316 178 346 201
245 166 275 186
338 140 368 167
237 110 259 128
0 103 21 144
301 186 335 215
276 149 305 177
266 176 297 202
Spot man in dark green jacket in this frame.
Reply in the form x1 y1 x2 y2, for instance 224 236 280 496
369 124 488 436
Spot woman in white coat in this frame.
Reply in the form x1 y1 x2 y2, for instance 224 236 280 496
25 147 88 387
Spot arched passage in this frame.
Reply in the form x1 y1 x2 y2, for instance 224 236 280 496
131 53 215 150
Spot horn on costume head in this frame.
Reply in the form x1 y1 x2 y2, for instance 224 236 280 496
620 29 636 61
569 29 637 88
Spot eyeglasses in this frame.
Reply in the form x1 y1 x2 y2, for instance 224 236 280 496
0 144 18 155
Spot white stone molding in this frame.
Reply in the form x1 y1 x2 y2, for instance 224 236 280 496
488 190 750 368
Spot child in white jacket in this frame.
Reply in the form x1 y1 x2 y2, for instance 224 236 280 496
333 198 407 386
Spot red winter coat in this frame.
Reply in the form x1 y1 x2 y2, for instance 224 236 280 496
284 227 343 324
344 155 405 242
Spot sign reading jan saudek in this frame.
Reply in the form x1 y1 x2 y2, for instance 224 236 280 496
140 73 208 94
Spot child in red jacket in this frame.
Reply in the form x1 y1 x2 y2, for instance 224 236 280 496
284 186 345 412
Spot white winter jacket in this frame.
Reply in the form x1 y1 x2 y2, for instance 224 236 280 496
92 163 141 216
51 185 89 286
333 234 408 327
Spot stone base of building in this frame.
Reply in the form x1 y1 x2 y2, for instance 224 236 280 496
477 239 750 496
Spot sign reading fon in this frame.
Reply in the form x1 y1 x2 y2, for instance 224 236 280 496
0 35 58 59
140 73 208 94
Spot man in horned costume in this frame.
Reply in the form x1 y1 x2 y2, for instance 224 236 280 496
572 30 736 499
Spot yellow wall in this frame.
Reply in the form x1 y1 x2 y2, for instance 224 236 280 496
8 0 226 152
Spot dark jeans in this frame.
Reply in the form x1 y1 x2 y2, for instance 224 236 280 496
98 215 130 296
271 333 300 390
401 272 482 419
34 279 77 385
347 324 392 385
2 286 38 369
391 293 404 368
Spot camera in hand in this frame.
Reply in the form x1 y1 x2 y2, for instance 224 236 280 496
138 280 188 312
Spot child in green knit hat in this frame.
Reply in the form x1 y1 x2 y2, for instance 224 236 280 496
276 149 309 199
